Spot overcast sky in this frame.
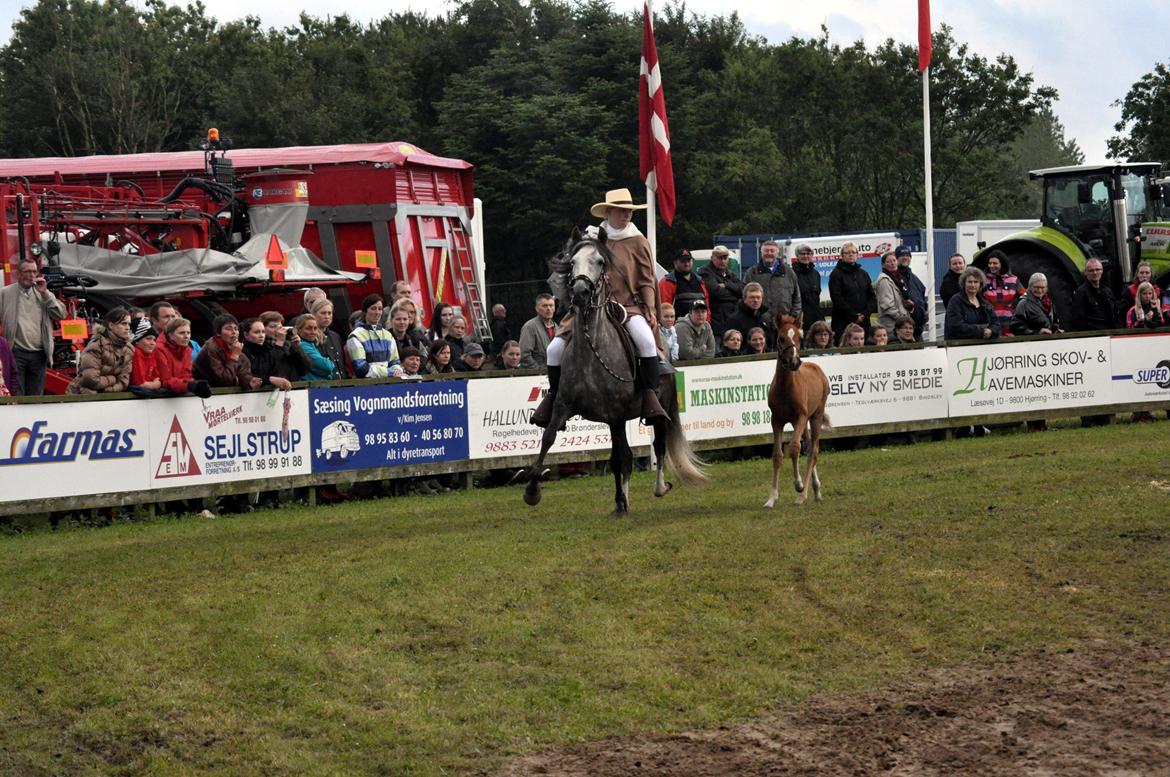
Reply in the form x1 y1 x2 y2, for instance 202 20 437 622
1 0 1165 162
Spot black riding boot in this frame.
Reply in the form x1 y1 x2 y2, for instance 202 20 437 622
638 357 669 424
530 365 560 427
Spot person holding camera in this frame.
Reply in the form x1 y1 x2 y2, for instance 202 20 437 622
0 258 67 395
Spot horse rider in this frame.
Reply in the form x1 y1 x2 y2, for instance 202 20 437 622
531 187 670 427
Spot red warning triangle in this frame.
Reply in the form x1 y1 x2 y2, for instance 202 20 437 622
156 415 201 479
264 234 288 270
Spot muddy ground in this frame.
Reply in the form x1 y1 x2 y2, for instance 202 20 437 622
501 640 1169 776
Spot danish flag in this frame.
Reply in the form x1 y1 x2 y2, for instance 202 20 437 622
918 0 932 72
639 0 676 226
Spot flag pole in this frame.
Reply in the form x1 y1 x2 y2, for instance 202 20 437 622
647 180 657 262
922 65 936 341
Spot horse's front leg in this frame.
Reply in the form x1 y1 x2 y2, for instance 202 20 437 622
790 418 809 505
610 422 631 516
522 401 569 506
764 421 783 508
652 418 671 497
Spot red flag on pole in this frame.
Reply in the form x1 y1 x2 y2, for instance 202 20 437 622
639 0 676 226
917 0 932 72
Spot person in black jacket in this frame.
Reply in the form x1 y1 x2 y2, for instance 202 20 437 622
489 304 511 352
939 253 966 306
944 267 1000 340
723 283 775 352
791 243 824 323
896 246 928 338
1069 259 1119 331
243 316 310 389
828 242 876 342
698 245 745 335
1010 273 1062 336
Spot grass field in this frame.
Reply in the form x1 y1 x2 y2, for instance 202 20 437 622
2 421 1168 775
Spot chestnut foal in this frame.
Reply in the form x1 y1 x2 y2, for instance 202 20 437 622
764 313 830 508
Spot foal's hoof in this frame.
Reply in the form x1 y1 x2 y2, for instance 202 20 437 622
523 484 542 506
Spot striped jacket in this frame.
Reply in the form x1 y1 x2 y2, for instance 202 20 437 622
346 322 403 378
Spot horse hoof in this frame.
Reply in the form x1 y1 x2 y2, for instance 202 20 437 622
763 499 775 509
654 481 673 497
611 507 627 518
793 497 806 506
794 483 805 494
523 485 542 506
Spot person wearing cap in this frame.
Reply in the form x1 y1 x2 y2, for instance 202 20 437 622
129 317 162 392
698 244 745 336
676 299 715 360
745 239 801 320
533 187 668 427
791 243 824 323
455 341 487 372
895 245 929 338
66 307 134 394
659 248 710 319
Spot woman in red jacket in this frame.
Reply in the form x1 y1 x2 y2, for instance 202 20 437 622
156 317 211 397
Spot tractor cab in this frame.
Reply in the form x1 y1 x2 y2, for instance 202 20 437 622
1032 162 1167 283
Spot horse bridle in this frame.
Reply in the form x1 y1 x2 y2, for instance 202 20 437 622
567 238 635 383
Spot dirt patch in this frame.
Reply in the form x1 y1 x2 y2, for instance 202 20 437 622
500 640 1170 776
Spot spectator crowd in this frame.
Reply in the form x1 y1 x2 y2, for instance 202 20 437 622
0 272 525 399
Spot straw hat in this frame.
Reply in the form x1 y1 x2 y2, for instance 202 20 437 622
590 188 648 219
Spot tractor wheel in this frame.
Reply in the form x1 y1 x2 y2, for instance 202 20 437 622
1007 251 1078 329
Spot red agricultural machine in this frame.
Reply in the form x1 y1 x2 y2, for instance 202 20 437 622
0 131 488 392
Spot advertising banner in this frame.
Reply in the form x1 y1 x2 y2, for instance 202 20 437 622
147 389 312 487
663 348 949 443
466 375 617 460
0 399 151 502
664 360 774 442
1108 333 1170 404
309 382 468 472
947 337 1112 417
810 348 949 427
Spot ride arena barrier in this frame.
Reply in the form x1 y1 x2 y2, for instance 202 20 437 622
2 330 1169 516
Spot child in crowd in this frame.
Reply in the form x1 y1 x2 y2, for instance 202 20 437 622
838 323 866 348
658 303 679 363
129 318 162 395
869 324 889 348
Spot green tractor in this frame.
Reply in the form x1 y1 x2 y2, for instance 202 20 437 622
974 162 1170 323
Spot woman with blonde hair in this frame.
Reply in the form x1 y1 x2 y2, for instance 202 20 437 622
1126 281 1167 329
296 312 338 380
310 297 346 378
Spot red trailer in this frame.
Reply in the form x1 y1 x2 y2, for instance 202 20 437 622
0 136 489 378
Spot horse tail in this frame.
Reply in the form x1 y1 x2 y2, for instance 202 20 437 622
664 396 708 485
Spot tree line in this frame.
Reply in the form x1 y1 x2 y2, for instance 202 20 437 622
8 0 1157 287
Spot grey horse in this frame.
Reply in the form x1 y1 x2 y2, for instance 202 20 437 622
519 232 706 515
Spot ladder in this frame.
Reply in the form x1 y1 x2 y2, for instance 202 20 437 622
447 219 492 341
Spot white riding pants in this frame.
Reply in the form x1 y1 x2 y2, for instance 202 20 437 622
546 313 657 367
